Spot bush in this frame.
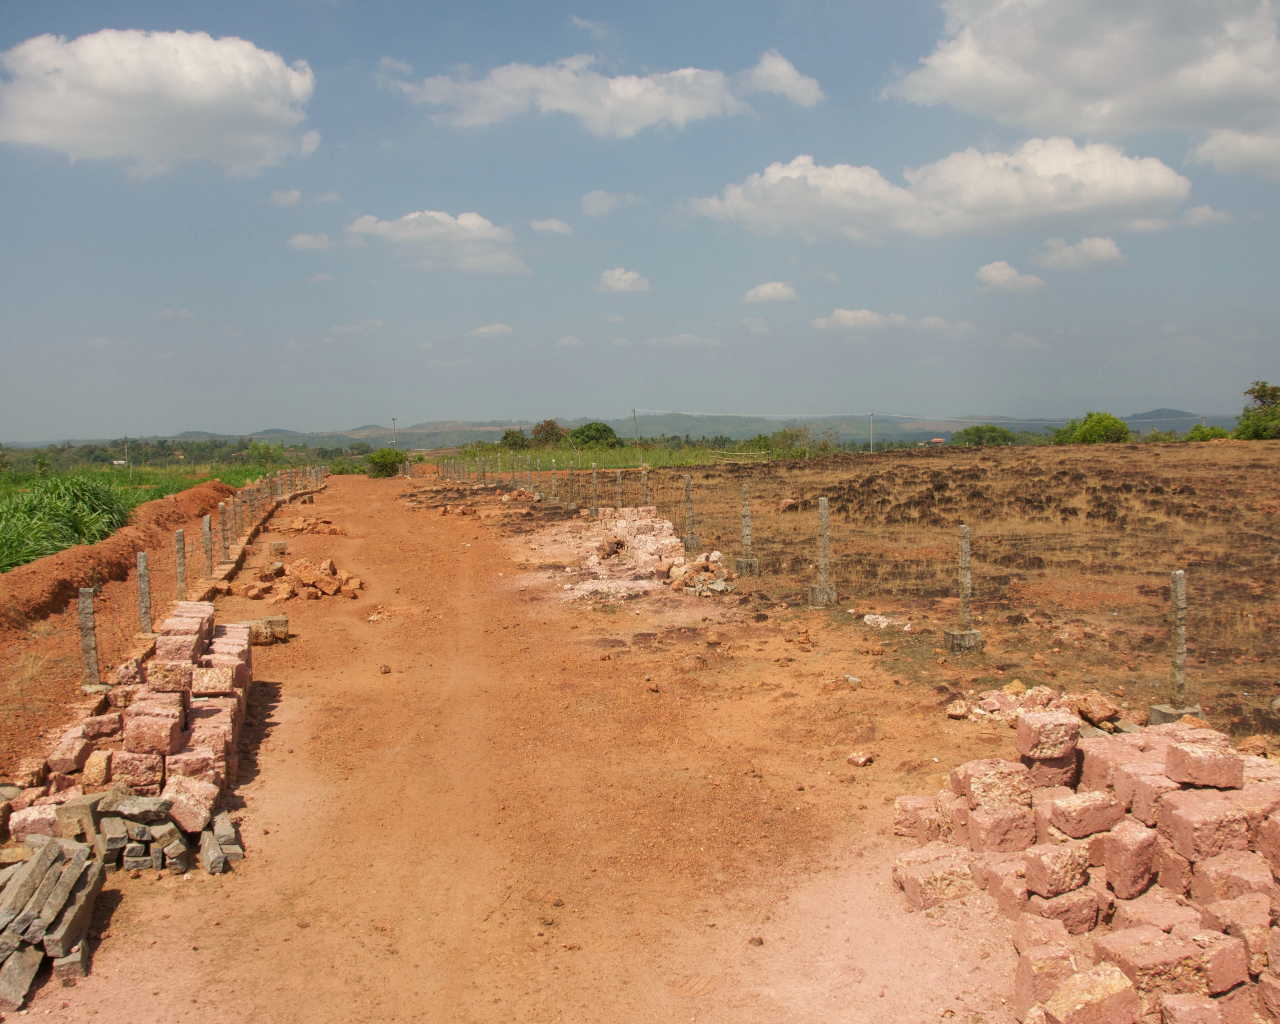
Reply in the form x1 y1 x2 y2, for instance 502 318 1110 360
1052 412 1132 444
500 428 531 449
950 424 1017 446
532 419 568 445
1234 381 1280 439
326 459 363 475
569 421 622 448
0 476 132 572
1185 424 1229 441
364 448 406 478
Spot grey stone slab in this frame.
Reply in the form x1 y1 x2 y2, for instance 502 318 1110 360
0 942 44 1011
150 846 164 870
37 846 89 928
164 845 189 875
126 822 151 842
124 842 147 859
99 816 128 853
153 824 184 851
0 862 23 891
212 811 237 846
219 843 245 862
96 793 172 823
52 938 89 980
8 846 66 936
0 839 62 931
1148 703 1203 725
943 628 985 654
123 857 152 871
733 556 759 577
200 831 226 874
808 584 837 608
43 861 103 959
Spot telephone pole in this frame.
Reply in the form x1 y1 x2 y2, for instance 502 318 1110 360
392 418 397 450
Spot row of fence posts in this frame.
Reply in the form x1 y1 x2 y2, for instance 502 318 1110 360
431 456 1198 709
75 465 325 686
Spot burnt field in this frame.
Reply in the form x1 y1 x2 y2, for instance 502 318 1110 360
635 439 1280 737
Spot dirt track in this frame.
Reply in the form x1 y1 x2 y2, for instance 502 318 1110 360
30 474 1020 1023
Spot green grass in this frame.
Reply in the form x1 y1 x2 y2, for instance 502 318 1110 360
0 462 312 572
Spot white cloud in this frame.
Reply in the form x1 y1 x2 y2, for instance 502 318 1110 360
581 190 640 217
330 319 384 335
975 261 1044 293
153 308 194 320
811 308 966 330
568 16 609 40
345 209 528 274
556 334 582 348
1182 204 1234 227
741 317 770 335
1033 236 1123 270
309 273 331 284
313 191 341 204
645 333 721 347
288 233 332 251
0 29 318 177
270 188 301 206
888 0 1280 177
596 267 650 292
531 218 573 234
691 138 1189 242
743 281 796 303
466 323 513 337
379 50 821 138
1126 219 1170 233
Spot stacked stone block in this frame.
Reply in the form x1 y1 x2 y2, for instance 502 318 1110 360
893 715 1280 1022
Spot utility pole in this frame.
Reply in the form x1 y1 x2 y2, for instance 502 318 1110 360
632 409 640 446
392 418 397 450
869 414 874 454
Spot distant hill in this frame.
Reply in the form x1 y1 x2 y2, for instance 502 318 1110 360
254 428 300 435
1124 408 1237 432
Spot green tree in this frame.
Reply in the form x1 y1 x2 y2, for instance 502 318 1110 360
500 427 531 449
365 448 406 478
950 424 1017 446
1185 424 1229 441
32 451 51 475
1052 412 1132 444
347 442 373 456
1234 381 1280 439
569 421 622 447
531 419 567 445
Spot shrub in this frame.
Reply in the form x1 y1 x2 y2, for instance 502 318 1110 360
1234 381 1280 439
1185 424 1229 441
326 459 363 475
1052 412 1132 444
364 448 406 478
532 419 568 445
0 476 132 573
500 428 531 449
950 424 1017 446
569 421 622 448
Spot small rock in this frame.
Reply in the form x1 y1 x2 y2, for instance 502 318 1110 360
379 665 390 674
748 936 764 946
847 752 873 767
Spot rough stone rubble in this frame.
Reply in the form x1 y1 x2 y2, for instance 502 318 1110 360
892 710 1280 1023
0 601 255 1009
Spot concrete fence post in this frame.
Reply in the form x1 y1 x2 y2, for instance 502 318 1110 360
202 514 213 578
175 529 187 600
536 457 542 498
808 497 836 607
568 462 576 510
735 483 759 576
641 469 648 506
551 458 558 502
1171 569 1188 707
78 587 100 687
682 475 700 550
616 469 622 509
591 463 598 515
218 502 230 562
526 453 532 489
943 524 984 654
136 550 153 633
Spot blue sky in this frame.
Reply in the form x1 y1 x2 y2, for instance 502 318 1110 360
2 0 1278 439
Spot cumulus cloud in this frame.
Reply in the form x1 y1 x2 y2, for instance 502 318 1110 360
329 319 384 335
288 233 332 251
1126 219 1170 233
811 309 966 330
743 281 796 303
645 333 721 347
691 138 1189 242
556 334 583 348
888 0 1280 177
379 50 822 138
596 267 650 292
1183 204 1234 226
0 29 318 177
741 317 770 334
345 209 528 273
466 323 513 337
531 218 573 234
975 261 1045 293
1033 236 1123 270
270 189 301 206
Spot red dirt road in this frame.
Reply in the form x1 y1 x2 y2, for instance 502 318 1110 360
30 475 1019 1023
